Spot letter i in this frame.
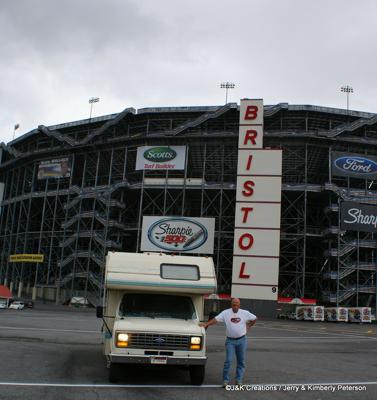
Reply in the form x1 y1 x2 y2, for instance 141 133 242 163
246 154 253 171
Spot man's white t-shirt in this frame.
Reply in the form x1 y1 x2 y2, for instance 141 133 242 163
215 308 257 338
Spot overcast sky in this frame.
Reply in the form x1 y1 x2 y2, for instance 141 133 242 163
1 0 377 144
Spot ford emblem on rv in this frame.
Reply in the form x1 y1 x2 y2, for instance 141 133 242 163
334 156 377 175
143 147 177 163
147 217 208 252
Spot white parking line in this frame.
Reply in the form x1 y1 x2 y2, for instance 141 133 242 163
250 325 377 340
0 326 100 334
210 336 377 341
0 381 376 388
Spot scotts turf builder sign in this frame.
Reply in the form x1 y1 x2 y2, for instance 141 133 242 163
340 201 377 233
331 152 377 179
141 216 215 254
136 146 186 170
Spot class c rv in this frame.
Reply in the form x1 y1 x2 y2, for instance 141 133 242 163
96 251 217 385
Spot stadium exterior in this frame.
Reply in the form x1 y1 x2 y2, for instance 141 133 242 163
0 102 377 310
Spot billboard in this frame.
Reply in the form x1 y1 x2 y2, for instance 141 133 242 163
141 216 215 254
231 99 282 302
331 152 377 179
340 201 377 233
38 158 71 179
295 306 324 321
324 307 348 322
9 254 44 263
348 307 372 323
136 146 186 170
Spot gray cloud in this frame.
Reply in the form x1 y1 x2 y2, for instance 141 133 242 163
1 0 376 144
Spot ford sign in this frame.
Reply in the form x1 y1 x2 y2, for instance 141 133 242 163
141 216 215 254
143 147 177 163
332 152 377 179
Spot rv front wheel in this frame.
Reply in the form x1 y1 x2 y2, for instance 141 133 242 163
189 365 205 385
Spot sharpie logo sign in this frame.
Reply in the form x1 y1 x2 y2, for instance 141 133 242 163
143 147 177 163
334 156 377 175
147 218 208 252
341 201 377 233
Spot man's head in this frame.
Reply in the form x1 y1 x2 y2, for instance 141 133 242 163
231 297 241 313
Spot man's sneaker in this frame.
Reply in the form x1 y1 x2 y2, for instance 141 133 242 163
236 380 243 386
222 381 229 388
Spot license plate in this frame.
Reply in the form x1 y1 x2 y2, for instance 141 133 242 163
151 356 167 365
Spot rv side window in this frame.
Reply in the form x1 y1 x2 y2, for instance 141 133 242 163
160 264 200 281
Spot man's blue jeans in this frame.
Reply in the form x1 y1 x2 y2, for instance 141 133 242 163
223 336 247 382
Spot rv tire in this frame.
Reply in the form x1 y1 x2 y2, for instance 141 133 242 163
109 363 121 383
189 365 205 385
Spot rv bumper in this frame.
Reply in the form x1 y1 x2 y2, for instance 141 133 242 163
110 355 206 366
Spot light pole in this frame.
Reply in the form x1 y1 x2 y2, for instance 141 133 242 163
88 97 100 135
340 85 353 112
220 82 235 104
12 124 20 140
89 97 100 120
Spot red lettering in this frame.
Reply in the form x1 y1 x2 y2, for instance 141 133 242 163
242 180 255 197
246 154 253 170
241 207 253 223
243 130 257 145
244 105 258 120
239 262 250 279
164 235 186 244
238 233 254 250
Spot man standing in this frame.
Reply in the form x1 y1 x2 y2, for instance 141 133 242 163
200 298 257 386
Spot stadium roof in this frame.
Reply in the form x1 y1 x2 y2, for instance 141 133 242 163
5 103 375 147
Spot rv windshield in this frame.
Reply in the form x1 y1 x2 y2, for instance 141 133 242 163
119 293 197 320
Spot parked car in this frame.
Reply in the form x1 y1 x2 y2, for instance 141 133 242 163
9 301 25 310
0 302 7 309
24 300 34 309
8 298 34 309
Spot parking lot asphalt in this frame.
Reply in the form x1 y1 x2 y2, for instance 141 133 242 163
0 304 376 400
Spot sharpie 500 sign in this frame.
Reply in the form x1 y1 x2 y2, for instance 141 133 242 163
141 216 215 254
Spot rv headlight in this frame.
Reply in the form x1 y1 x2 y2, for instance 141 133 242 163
190 336 202 345
118 333 129 342
116 332 129 347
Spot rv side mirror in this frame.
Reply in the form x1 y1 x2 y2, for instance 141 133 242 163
96 306 103 318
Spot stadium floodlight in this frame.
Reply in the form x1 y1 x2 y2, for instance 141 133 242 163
220 82 235 104
88 97 100 120
12 123 20 140
340 85 353 112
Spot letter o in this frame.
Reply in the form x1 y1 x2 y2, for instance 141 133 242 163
238 233 254 250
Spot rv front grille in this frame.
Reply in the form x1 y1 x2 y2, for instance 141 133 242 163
128 333 190 350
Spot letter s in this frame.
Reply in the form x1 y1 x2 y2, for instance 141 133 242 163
242 180 255 197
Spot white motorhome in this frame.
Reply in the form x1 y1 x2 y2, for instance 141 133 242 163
97 251 217 385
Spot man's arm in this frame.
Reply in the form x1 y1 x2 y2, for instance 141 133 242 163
246 318 257 330
199 318 219 329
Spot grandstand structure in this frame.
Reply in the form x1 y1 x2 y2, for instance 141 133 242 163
0 102 376 307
